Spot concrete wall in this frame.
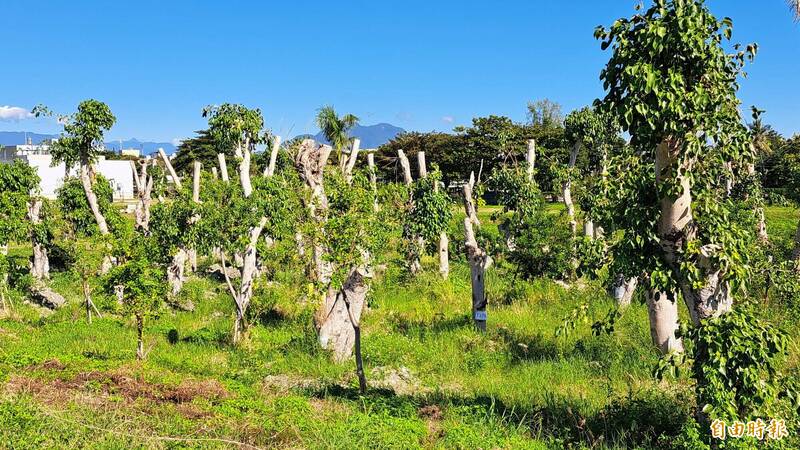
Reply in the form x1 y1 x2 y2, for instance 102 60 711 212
1 154 135 200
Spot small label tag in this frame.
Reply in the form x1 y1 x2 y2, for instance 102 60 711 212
474 311 487 321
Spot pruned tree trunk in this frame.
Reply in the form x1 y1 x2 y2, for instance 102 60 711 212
612 275 638 309
439 231 449 279
80 159 110 235
583 219 595 239
563 143 579 236
367 152 379 212
296 140 334 283
747 162 769 243
192 160 201 203
464 218 492 332
463 171 480 226
655 138 732 325
239 138 253 197
159 148 182 190
397 149 413 185
134 160 154 232
646 290 683 354
316 267 370 362
28 199 50 280
417 151 428 179
167 248 188 298
232 217 266 344
211 167 218 179
344 138 361 183
136 313 145 360
526 139 536 181
217 153 230 182
264 135 282 177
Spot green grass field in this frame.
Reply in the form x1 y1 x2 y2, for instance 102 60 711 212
0 206 797 449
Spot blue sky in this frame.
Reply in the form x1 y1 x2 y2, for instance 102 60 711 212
1 1 798 143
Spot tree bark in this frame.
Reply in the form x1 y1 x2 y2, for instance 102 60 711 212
526 139 536 181
134 160 153 232
233 217 266 344
438 231 449 279
655 138 732 325
295 140 334 284
583 219 595 239
264 135 282 177
612 275 638 309
167 248 188 299
563 143 579 236
239 138 253 197
316 267 370 362
192 160 201 203
463 172 480 227
344 138 361 182
28 199 50 280
646 290 683 354
397 149 413 185
217 153 229 182
80 158 110 235
159 148 182 190
464 218 492 332
417 151 428 179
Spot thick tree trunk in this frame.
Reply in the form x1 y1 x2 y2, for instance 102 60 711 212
264 135 282 177
167 248 187 298
28 199 50 280
655 139 732 325
316 267 370 362
612 275 638 309
438 231 449 279
136 314 145 360
464 218 492 332
397 149 413 185
240 138 253 197
646 290 683 354
80 160 110 235
233 217 266 344
583 219 594 239
296 140 334 283
417 151 428 179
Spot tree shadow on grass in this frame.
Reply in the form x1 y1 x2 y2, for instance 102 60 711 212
304 379 691 449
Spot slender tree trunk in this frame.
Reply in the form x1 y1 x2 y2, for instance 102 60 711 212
28 199 50 280
612 275 638 309
159 148 182 190
264 135 282 177
438 231 449 279
136 314 145 360
563 143 579 236
464 218 492 332
354 325 367 394
527 139 536 181
80 159 110 235
463 172 480 226
655 138 732 325
233 217 266 344
367 153 379 212
646 290 683 354
747 162 769 243
344 139 362 183
217 153 230 182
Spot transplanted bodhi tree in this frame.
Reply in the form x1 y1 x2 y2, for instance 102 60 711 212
33 100 116 237
596 0 757 328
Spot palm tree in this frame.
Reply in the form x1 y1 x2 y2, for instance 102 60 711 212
315 106 359 166
791 0 800 21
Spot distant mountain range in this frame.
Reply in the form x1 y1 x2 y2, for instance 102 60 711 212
0 122 405 156
302 123 405 149
0 132 177 155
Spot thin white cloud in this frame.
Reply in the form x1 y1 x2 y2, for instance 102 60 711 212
171 138 183 147
0 105 34 121
441 115 454 124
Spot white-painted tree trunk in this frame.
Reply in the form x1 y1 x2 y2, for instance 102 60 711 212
398 149 422 273
612 275 638 309
463 172 480 227
464 218 492 332
134 160 153 232
167 248 188 299
526 139 536 181
159 148 182 190
646 290 683 354
438 231 449 279
316 267 370 362
583 220 595 239
232 217 266 344
28 199 50 280
655 139 732 325
79 159 110 235
397 149 413 185
217 153 229 182
192 160 201 203
239 138 253 197
264 135 282 177
296 140 333 283
344 138 361 183
417 151 428 179
563 143 579 236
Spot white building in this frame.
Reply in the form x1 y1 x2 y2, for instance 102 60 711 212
1 141 136 200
